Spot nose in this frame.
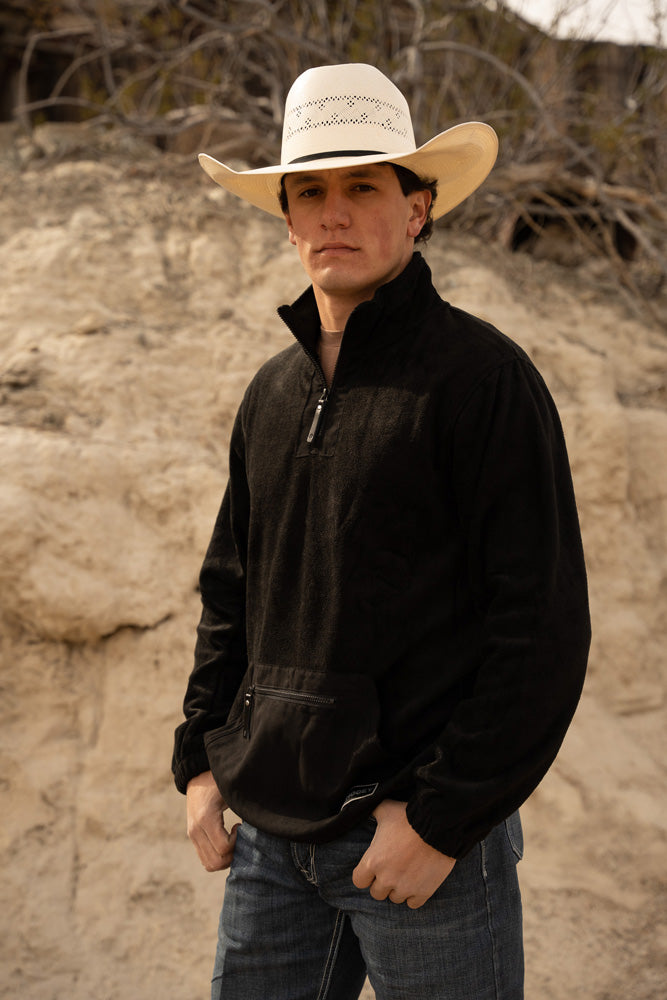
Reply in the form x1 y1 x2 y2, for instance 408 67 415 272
320 188 350 230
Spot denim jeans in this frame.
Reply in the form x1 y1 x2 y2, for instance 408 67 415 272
211 812 524 1000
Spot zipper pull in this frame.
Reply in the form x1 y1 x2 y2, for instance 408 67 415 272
242 686 254 739
307 387 329 444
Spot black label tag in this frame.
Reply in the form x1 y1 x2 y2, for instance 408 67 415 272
341 783 379 809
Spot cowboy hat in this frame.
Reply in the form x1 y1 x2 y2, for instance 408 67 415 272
198 62 498 220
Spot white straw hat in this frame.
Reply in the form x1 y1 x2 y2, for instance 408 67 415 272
199 63 498 220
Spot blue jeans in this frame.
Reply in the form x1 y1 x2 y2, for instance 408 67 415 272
211 812 524 1000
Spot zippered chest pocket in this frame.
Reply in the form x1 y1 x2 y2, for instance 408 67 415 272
204 663 396 824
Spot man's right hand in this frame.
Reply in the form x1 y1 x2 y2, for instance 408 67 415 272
186 770 239 872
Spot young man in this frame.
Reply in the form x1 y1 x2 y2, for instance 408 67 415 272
173 64 590 1000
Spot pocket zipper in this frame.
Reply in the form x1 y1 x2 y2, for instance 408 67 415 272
242 684 336 739
242 687 254 739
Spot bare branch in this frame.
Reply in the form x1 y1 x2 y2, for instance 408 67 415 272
9 0 665 306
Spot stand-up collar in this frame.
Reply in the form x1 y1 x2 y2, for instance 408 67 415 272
277 252 437 362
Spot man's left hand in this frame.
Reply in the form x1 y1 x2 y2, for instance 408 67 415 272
352 799 456 909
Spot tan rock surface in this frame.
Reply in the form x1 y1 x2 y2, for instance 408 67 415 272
1 130 665 999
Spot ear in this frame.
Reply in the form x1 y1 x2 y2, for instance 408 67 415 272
284 212 297 246
407 190 431 239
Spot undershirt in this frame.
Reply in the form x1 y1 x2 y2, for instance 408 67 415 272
319 326 344 387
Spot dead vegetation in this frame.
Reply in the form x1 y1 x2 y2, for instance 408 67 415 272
3 0 666 310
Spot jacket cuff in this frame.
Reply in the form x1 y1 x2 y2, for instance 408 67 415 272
405 793 477 860
172 750 212 795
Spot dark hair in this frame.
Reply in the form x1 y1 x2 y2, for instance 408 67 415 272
278 163 438 243
390 163 438 243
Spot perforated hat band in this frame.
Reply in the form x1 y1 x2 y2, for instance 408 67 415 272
281 80 415 163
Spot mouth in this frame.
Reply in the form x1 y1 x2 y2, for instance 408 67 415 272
317 243 357 255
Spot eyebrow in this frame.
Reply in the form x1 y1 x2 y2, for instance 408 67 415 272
288 166 389 185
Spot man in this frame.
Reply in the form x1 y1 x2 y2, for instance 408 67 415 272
173 63 590 1000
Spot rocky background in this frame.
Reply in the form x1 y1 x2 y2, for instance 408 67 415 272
1 121 665 999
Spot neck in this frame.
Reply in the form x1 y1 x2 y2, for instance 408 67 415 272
313 290 357 334
310 248 416 330
313 290 357 387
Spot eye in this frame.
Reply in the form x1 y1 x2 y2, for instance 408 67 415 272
298 187 322 199
352 183 376 193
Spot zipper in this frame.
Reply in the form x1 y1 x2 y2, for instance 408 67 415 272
241 683 336 739
307 387 329 444
302 335 344 448
254 684 336 708
242 686 255 739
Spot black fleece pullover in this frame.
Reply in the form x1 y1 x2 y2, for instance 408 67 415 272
172 253 590 859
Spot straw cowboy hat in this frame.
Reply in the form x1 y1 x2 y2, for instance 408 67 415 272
198 62 498 220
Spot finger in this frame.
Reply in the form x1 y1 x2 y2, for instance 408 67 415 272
352 859 375 890
197 825 230 871
203 818 234 859
369 880 391 902
406 894 429 910
388 889 408 905
192 819 237 872
193 833 227 872
205 822 238 868
226 821 240 856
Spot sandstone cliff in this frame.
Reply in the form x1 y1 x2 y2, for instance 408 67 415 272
1 126 665 999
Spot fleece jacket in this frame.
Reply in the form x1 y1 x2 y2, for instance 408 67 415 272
172 252 591 859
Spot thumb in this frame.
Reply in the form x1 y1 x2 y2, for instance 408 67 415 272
352 850 374 889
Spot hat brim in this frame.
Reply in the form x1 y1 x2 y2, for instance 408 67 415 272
198 122 498 221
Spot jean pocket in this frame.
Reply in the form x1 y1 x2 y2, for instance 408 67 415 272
503 810 524 861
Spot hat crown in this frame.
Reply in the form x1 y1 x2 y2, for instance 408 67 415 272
281 64 417 165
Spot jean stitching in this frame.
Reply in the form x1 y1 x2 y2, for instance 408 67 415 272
290 841 318 885
316 908 346 1000
290 841 308 881
480 838 502 1000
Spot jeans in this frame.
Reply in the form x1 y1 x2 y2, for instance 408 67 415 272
211 812 524 1000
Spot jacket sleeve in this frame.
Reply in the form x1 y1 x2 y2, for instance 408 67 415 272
406 357 591 858
171 406 250 793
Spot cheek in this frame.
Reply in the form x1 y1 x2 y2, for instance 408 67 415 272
287 227 311 256
289 220 316 249
376 220 406 253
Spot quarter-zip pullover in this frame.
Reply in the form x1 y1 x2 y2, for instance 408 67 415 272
172 253 590 859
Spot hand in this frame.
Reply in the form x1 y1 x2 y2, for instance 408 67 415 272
186 771 240 872
352 799 456 909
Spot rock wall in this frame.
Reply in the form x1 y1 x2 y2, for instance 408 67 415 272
1 128 665 999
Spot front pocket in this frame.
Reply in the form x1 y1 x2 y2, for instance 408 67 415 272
504 809 524 861
204 663 396 825
241 683 336 738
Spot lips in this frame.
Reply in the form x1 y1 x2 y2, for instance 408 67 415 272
317 242 357 254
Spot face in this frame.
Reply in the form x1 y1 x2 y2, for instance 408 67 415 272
283 164 430 315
